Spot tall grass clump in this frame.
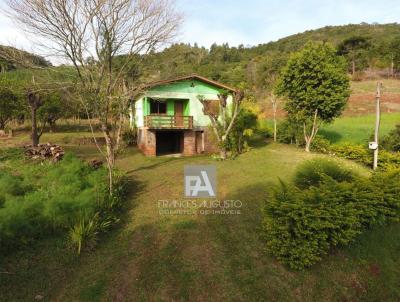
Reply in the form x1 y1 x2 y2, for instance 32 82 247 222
0 152 126 254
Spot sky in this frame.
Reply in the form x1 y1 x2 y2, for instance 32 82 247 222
0 0 400 59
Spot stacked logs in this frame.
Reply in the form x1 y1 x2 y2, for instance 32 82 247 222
24 143 65 162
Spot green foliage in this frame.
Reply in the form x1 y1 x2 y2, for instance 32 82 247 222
337 36 371 73
328 143 370 163
277 42 350 123
0 153 126 254
293 158 355 189
263 166 400 270
0 45 51 71
37 91 69 131
227 109 258 154
0 80 19 129
128 24 400 94
381 124 400 152
69 215 100 255
0 147 23 161
68 212 115 255
310 136 331 153
255 120 273 139
277 117 304 145
122 128 137 146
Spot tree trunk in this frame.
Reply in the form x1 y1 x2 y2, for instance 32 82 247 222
49 120 56 133
352 59 356 75
270 93 278 142
114 112 124 152
303 109 319 153
101 123 115 194
220 148 227 160
305 137 312 152
31 106 39 147
273 112 277 142
391 58 394 78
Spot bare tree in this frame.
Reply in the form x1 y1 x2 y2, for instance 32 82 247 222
269 92 278 142
5 0 182 193
198 91 244 160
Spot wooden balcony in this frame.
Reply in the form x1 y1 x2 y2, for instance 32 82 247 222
144 115 193 129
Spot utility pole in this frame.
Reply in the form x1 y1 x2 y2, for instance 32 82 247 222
373 82 382 170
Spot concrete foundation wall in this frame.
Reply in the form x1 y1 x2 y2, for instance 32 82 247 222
137 127 218 157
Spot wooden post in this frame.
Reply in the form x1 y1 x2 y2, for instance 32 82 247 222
373 82 382 170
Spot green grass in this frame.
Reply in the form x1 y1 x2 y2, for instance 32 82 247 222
351 79 400 94
319 112 400 144
2 136 399 301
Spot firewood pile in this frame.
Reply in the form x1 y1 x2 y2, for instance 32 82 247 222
24 143 65 162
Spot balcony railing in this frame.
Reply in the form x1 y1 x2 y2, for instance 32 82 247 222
144 115 193 129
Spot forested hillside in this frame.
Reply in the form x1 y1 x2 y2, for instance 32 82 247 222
136 23 400 92
0 45 51 72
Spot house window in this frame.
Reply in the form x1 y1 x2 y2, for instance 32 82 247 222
150 99 167 114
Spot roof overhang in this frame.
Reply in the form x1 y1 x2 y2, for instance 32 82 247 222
142 74 237 93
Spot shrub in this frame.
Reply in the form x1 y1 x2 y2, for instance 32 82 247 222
293 158 355 189
381 124 400 152
0 152 126 254
227 109 258 154
277 118 304 146
122 128 137 146
256 120 273 138
263 168 400 270
329 143 370 165
69 211 116 254
310 136 331 153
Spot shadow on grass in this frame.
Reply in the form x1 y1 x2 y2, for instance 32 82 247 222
318 129 343 143
248 133 269 149
200 181 294 301
126 156 186 174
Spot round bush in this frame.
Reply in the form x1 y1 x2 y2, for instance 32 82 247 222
293 158 355 189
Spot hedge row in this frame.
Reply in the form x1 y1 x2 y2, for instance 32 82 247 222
311 137 400 170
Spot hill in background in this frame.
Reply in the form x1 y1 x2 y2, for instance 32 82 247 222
0 45 51 72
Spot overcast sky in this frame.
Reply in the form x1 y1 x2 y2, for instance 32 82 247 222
0 0 400 59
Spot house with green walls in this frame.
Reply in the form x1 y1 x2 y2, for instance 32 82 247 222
130 74 236 156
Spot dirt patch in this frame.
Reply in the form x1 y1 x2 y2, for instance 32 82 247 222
344 93 400 116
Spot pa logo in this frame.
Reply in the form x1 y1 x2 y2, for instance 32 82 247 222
184 165 217 198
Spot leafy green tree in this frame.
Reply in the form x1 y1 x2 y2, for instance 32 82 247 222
0 84 18 130
337 36 371 75
277 42 350 152
37 91 68 132
378 37 400 77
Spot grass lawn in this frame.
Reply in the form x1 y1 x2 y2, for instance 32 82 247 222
319 112 400 145
351 79 400 94
1 132 399 301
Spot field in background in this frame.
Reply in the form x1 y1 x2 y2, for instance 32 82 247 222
320 112 400 144
261 79 400 119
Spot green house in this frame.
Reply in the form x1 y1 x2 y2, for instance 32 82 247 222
130 74 236 156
